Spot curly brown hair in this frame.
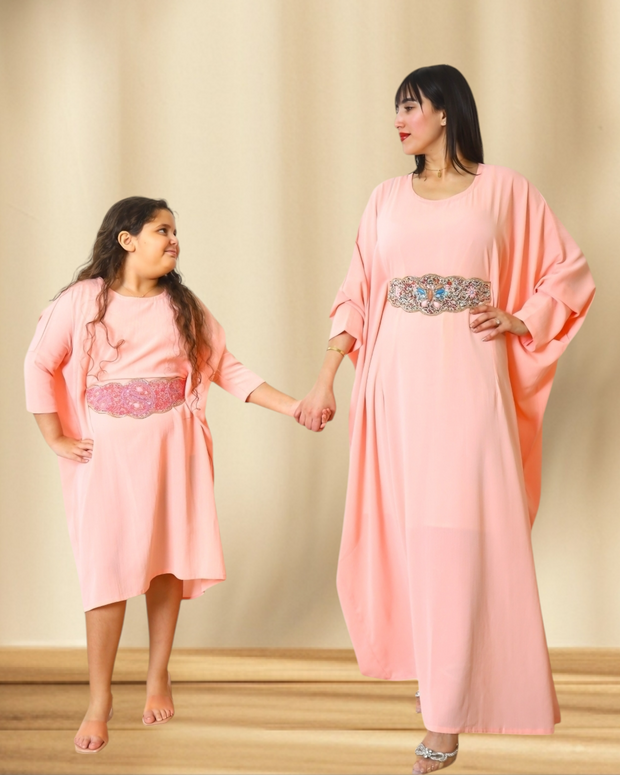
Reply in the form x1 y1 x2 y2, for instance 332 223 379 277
58 196 212 396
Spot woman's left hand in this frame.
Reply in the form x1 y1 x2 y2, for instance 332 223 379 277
469 304 530 341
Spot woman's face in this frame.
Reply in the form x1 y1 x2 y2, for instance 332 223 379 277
119 209 179 279
394 91 446 157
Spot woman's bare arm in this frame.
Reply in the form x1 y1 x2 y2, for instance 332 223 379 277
294 332 355 432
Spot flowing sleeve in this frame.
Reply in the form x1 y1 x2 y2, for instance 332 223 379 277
508 182 595 361
24 290 74 413
503 176 595 523
329 184 382 355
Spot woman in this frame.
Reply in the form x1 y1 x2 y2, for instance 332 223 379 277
295 65 595 772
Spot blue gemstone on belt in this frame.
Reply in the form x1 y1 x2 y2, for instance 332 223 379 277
434 288 446 297
416 287 426 297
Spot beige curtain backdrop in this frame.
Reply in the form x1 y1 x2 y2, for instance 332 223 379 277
0 0 617 648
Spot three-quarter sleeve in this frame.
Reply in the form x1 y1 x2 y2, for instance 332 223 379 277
213 348 265 401
197 302 265 402
329 184 382 351
511 185 595 353
24 290 74 413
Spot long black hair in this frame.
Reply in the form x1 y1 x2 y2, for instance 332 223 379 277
58 196 212 395
395 64 483 176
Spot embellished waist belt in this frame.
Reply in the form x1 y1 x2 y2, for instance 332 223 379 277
388 274 491 316
86 377 186 419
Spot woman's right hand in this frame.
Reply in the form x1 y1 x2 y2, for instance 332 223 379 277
49 436 94 463
294 384 336 432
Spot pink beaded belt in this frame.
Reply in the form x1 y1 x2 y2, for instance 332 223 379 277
86 377 186 419
388 274 491 316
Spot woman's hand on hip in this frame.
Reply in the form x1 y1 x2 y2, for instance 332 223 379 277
294 385 336 432
50 436 94 463
469 304 530 341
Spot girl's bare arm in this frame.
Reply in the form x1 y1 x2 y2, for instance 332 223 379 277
246 383 299 417
34 413 93 463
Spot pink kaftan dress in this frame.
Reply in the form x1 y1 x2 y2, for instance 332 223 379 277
330 164 595 734
25 279 264 611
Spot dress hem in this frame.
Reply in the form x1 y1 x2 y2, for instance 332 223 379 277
82 572 225 612
354 664 560 735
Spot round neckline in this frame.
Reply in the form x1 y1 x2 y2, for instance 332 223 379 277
408 162 484 203
109 286 167 300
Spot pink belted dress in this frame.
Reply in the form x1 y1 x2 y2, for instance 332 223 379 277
330 164 595 734
25 279 264 611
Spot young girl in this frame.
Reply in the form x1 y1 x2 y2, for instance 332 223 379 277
24 196 305 754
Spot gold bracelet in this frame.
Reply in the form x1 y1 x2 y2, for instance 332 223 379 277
327 346 347 357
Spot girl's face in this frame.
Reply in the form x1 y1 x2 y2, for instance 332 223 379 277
394 92 446 156
119 209 179 279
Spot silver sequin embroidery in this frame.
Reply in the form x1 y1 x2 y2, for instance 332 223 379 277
388 274 491 316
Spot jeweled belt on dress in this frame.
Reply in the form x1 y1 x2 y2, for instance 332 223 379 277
86 377 186 419
388 274 491 316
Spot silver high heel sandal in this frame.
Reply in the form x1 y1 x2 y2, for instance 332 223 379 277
415 741 459 764
415 689 421 713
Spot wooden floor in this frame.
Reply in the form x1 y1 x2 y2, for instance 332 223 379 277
1 648 619 774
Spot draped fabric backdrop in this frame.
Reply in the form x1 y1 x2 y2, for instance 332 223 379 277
1 0 617 648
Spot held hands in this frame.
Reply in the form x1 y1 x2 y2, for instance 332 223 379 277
292 334 352 433
50 436 94 463
469 304 530 341
294 384 336 432
245 385 331 432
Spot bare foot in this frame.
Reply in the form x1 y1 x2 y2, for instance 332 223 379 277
412 731 459 773
143 670 174 725
74 693 113 753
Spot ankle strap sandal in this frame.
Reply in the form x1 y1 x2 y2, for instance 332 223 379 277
415 742 459 763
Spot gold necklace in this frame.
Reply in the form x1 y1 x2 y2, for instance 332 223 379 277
423 165 448 178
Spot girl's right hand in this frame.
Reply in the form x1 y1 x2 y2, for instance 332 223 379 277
49 436 94 463
294 385 336 432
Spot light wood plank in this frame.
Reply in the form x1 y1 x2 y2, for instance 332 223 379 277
0 683 421 731
0 648 377 684
1 682 620 731
1 648 619 684
1 662 620 774
550 649 620 684
1 725 619 775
